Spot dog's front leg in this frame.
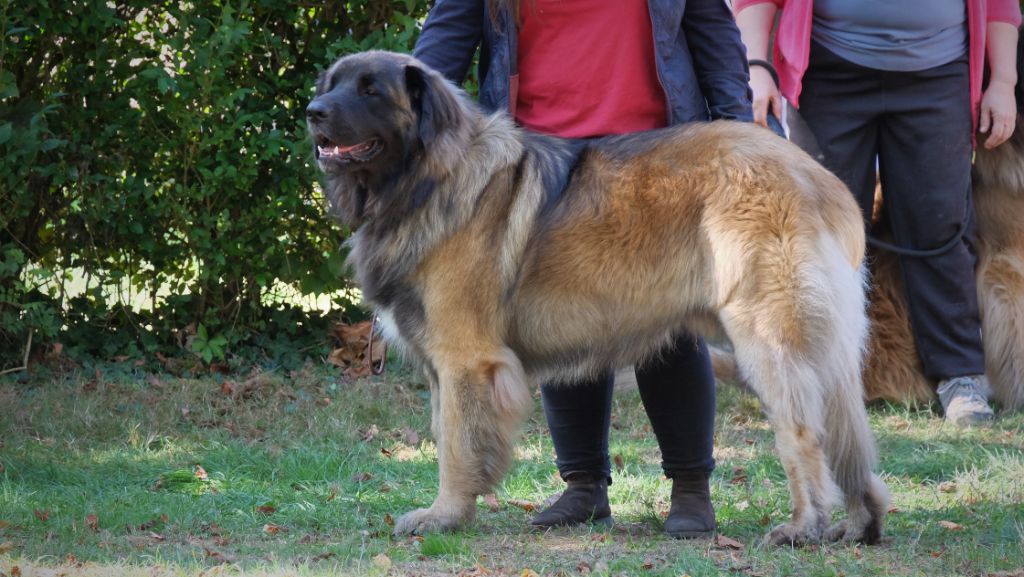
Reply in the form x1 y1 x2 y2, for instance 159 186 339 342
394 349 532 535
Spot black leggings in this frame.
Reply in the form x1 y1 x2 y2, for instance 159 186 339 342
540 333 716 481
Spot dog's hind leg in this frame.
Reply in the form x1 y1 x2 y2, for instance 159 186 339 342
724 328 840 546
393 347 532 535
721 229 888 545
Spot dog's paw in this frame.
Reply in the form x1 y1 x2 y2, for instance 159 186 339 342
762 523 821 547
393 507 465 535
825 519 882 544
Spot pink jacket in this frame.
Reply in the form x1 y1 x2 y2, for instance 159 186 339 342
733 0 1022 133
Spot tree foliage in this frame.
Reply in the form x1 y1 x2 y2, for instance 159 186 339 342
0 0 431 364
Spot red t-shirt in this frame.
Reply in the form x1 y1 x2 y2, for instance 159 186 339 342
515 0 668 138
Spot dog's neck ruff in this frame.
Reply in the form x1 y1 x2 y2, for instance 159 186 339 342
345 111 525 307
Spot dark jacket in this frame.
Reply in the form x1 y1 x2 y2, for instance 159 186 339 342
412 0 753 125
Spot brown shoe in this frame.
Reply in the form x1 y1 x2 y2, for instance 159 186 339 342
529 473 613 529
664 471 716 538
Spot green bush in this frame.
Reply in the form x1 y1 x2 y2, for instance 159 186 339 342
0 0 431 365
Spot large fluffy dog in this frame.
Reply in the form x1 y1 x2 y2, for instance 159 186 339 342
307 51 889 545
860 32 1024 409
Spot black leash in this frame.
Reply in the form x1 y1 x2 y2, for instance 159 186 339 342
866 226 967 258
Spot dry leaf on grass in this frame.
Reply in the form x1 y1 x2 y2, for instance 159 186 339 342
715 534 745 550
938 520 964 531
613 454 624 472
483 493 501 512
507 499 537 512
85 513 99 531
372 553 393 570
328 320 385 378
33 509 49 523
730 467 748 485
256 504 277 515
263 523 286 535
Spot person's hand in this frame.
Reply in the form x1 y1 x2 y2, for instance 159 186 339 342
979 78 1017 149
749 65 782 128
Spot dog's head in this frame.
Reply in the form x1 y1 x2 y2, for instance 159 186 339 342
307 51 466 227
307 51 463 183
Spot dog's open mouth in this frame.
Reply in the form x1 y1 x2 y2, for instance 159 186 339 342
316 137 383 164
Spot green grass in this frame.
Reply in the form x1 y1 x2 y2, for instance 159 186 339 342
1 360 1022 576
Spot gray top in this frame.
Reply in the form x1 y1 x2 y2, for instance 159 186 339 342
811 0 968 71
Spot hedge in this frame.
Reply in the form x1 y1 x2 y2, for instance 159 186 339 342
1 1 431 365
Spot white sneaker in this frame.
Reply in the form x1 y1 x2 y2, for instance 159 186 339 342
937 375 994 426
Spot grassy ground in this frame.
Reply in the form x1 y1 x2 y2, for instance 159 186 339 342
0 360 1022 577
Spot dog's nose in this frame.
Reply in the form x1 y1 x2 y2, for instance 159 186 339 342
306 100 329 123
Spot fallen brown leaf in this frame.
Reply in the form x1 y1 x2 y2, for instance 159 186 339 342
372 553 393 570
313 551 337 562
938 520 964 531
938 481 957 493
384 513 395 527
483 493 501 512
715 534 745 550
730 467 748 485
577 560 592 575
221 381 235 396
613 454 624 472
520 570 540 577
33 509 50 523
507 499 537 512
380 447 393 458
0 541 14 553
12 565 22 577
194 465 208 480
256 504 277 515
85 513 99 531
263 523 285 535
457 564 492 577
352 472 374 482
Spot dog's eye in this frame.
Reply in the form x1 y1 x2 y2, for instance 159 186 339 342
359 76 378 97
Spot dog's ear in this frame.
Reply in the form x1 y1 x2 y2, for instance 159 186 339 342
405 64 462 146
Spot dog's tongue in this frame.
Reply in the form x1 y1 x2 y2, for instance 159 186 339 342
319 141 373 157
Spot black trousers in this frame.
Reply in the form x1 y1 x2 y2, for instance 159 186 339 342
797 41 984 380
540 333 716 481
